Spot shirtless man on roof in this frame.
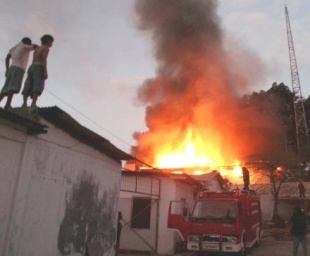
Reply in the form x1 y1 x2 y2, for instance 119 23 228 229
22 34 54 108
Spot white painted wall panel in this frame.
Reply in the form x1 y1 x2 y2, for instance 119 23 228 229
156 178 176 255
118 197 158 252
0 117 123 256
16 176 64 256
0 137 24 256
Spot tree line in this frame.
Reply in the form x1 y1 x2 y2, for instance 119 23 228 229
240 82 310 226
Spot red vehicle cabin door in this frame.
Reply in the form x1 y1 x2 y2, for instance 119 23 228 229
167 201 191 241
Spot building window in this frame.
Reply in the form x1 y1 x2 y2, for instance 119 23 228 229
131 197 151 229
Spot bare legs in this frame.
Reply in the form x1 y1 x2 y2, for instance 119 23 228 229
22 93 39 108
31 93 39 108
0 92 14 109
5 92 13 109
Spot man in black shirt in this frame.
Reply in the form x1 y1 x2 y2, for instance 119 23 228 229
290 207 308 256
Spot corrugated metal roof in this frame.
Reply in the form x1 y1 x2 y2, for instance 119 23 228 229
0 107 47 134
0 106 133 162
37 106 133 162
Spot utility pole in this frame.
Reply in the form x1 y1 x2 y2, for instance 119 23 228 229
285 5 309 153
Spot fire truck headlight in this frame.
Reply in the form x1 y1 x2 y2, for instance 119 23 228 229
188 235 199 242
225 236 237 244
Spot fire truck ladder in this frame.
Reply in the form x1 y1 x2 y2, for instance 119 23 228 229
285 5 309 152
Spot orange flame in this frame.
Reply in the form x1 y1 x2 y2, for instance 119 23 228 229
151 128 243 180
155 128 224 169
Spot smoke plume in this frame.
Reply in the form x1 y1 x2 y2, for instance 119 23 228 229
132 0 283 167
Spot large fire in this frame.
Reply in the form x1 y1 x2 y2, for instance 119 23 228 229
159 136 242 179
138 125 244 180
153 128 241 178
155 128 224 169
131 0 283 181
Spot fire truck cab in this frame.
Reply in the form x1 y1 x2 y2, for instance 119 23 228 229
168 190 262 255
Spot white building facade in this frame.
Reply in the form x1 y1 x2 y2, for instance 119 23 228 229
119 171 202 255
0 107 131 256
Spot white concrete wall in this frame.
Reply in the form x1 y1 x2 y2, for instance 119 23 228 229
156 178 177 255
259 195 299 222
175 181 196 210
0 121 27 256
252 183 310 222
0 118 122 256
259 195 274 221
118 191 159 252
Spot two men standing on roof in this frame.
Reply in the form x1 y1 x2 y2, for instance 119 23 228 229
0 34 54 110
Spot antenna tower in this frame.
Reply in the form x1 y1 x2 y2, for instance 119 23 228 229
285 5 309 152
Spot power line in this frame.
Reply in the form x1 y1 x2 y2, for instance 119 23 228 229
45 88 132 148
45 89 155 168
0 57 155 168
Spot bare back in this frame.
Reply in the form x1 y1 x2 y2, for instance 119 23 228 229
32 45 50 79
32 45 49 65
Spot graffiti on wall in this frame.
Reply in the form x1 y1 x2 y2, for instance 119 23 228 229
57 171 117 255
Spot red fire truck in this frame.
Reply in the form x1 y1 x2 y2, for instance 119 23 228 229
168 190 262 255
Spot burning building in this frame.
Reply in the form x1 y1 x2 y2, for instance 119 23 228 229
130 0 284 178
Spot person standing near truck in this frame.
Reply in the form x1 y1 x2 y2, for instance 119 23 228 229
290 206 308 256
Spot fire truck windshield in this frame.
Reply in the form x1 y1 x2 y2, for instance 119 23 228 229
192 200 237 224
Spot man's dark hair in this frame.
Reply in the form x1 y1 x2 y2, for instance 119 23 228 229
41 34 54 44
21 37 32 45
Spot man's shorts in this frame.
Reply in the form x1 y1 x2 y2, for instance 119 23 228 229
22 64 45 96
0 66 25 95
